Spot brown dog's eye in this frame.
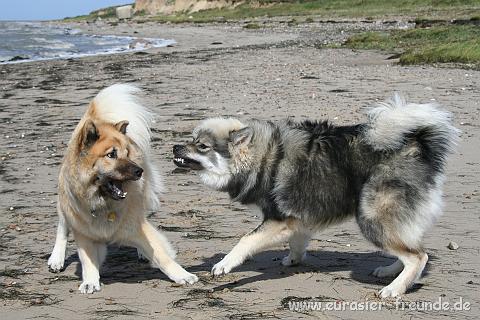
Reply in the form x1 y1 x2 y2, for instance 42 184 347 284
106 149 117 159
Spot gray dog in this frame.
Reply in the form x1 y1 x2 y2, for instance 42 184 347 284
173 94 459 298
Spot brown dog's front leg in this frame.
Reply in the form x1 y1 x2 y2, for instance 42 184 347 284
74 231 106 294
133 221 198 284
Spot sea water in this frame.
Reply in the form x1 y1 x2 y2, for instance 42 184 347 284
0 21 175 64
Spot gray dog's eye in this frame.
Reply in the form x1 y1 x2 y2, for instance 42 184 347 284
198 143 210 151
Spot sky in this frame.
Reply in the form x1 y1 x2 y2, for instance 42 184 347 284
0 0 133 21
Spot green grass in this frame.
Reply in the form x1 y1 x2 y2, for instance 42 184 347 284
243 22 262 29
149 0 480 23
61 0 480 23
63 2 134 21
344 25 480 66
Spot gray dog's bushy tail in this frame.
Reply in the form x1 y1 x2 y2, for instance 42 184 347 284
364 94 460 171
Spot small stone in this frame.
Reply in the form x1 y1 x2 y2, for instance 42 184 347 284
346 244 351 247
9 207 14 211
447 241 459 250
26 167 31 171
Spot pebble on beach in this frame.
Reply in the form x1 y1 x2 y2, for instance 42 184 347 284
447 241 459 250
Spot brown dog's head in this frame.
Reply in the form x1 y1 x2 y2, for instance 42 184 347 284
77 119 143 200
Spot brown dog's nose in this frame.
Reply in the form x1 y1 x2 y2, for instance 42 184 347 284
134 167 143 178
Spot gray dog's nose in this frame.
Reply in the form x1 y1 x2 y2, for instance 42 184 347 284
173 145 182 153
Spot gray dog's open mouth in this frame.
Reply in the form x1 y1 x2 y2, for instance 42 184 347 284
173 157 203 170
101 179 127 200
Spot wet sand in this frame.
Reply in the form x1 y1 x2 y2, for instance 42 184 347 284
0 20 479 319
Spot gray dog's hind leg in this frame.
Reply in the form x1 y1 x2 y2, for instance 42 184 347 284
282 231 311 266
372 259 404 278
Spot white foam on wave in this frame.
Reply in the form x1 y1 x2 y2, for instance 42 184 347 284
1 35 176 64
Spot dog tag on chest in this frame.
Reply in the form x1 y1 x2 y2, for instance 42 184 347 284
107 212 116 222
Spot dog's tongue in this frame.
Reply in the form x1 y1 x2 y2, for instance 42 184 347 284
111 181 127 199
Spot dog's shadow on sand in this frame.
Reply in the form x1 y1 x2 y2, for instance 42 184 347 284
62 246 434 293
190 249 435 294
66 246 173 284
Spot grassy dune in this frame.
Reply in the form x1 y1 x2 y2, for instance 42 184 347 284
344 25 480 66
152 0 480 23
65 0 480 22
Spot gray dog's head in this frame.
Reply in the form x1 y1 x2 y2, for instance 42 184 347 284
173 117 262 190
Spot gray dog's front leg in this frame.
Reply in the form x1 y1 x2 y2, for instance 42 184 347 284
211 219 298 276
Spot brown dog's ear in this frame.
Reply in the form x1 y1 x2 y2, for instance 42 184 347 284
80 119 99 149
229 127 253 146
115 120 129 135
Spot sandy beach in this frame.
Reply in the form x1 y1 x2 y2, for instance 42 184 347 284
0 20 479 319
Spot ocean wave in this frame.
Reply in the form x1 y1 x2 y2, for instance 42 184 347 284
1 38 176 64
28 38 76 50
0 21 176 64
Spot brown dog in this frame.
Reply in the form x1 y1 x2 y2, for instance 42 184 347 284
48 84 198 293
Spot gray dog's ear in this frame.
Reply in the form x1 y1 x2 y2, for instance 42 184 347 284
115 120 129 134
80 119 99 149
230 127 253 146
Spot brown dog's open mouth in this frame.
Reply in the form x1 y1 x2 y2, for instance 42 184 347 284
173 157 203 170
101 179 127 200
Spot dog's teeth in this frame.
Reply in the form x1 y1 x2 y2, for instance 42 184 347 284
174 157 186 164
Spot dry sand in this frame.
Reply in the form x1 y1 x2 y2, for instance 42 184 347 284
0 20 479 319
